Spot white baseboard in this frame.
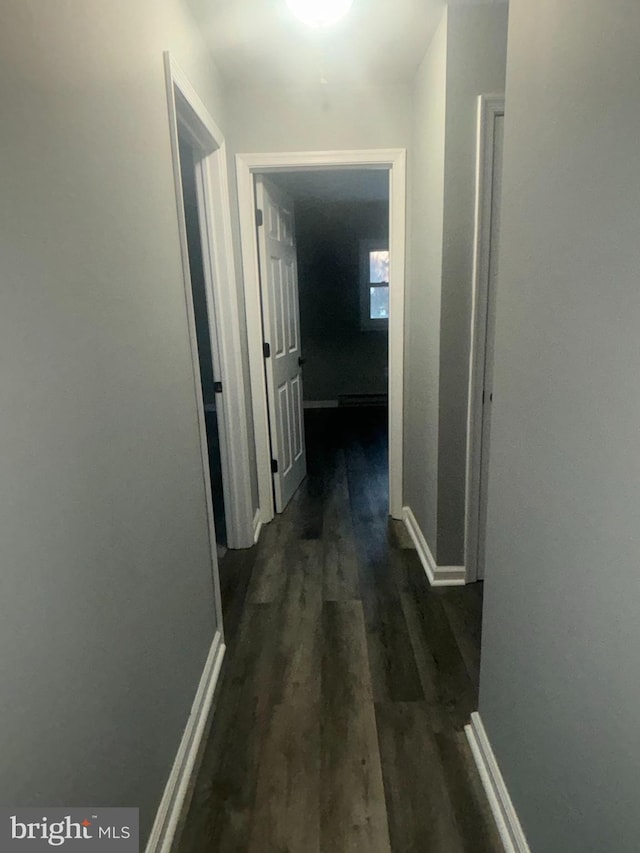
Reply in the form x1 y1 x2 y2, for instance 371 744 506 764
303 400 339 409
253 508 263 544
145 630 226 853
465 712 531 853
402 506 466 586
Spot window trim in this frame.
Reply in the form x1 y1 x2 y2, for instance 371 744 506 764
359 239 389 331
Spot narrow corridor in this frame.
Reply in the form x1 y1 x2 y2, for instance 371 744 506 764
177 408 500 852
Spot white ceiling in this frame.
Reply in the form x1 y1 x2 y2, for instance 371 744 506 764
187 0 447 87
270 168 389 202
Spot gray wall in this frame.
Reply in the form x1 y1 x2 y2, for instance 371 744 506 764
404 4 508 564
0 0 227 842
404 9 448 552
479 1 640 850
438 3 508 563
226 82 412 153
295 200 389 401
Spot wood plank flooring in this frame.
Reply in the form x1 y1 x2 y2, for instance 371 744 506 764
176 408 500 853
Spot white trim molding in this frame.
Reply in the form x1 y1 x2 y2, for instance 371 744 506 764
252 508 263 544
145 630 226 853
402 506 466 586
303 400 339 409
164 53 255 551
236 149 407 525
465 94 505 583
465 713 531 853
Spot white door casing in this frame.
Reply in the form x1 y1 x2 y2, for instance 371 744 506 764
164 53 256 560
237 149 407 526
476 112 504 580
465 96 505 583
255 177 307 512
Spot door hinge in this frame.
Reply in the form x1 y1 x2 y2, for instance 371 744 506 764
263 341 271 358
255 209 263 227
271 458 278 473
214 381 223 394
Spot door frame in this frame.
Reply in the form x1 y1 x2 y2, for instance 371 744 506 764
236 149 407 524
164 53 255 563
465 95 505 583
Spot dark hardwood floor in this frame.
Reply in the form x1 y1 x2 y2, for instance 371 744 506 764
175 407 500 852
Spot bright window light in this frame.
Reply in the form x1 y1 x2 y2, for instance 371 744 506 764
360 241 389 330
286 0 353 28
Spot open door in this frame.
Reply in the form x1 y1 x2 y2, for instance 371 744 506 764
255 176 307 512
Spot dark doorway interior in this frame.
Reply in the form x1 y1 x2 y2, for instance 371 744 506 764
272 169 390 409
178 134 227 554
295 200 389 406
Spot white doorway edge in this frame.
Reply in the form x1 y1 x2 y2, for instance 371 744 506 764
164 53 255 552
236 149 407 524
465 95 505 583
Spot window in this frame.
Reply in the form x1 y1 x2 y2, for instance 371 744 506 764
360 240 389 329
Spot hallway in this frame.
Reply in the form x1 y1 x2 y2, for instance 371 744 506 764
177 408 500 852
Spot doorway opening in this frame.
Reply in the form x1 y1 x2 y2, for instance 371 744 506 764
237 150 406 527
270 170 389 520
178 134 227 557
256 169 391 512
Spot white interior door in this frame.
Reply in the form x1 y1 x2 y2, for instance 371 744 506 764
255 177 307 512
477 112 504 579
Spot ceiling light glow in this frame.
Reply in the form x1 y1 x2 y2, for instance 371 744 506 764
286 0 353 28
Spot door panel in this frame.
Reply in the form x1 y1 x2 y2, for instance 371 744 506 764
291 375 303 461
256 177 307 512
